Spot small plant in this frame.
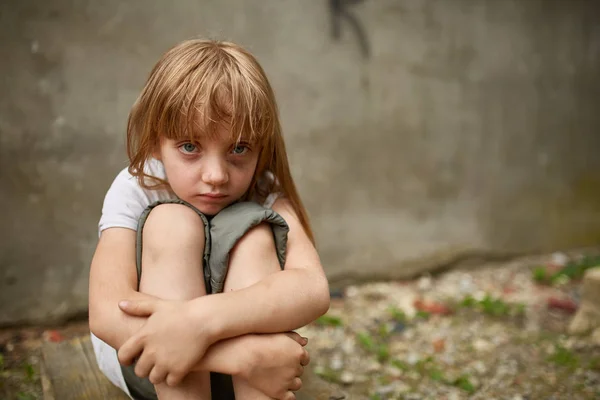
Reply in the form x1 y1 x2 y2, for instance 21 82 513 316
391 358 410 371
376 343 390 363
479 295 510 316
24 363 35 381
452 374 476 393
547 345 579 369
356 332 390 362
415 310 431 320
0 353 4 371
377 322 392 339
532 266 549 283
357 332 376 351
315 314 343 327
533 255 600 286
459 294 522 317
313 366 341 383
460 295 477 308
388 306 407 323
428 367 446 382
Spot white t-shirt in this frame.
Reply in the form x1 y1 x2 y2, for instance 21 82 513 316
92 158 279 396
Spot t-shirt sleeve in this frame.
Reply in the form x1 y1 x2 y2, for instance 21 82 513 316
98 168 151 235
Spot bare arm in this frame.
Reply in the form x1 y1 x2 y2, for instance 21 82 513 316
88 228 152 349
188 198 330 342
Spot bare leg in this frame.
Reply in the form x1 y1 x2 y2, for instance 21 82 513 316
222 223 284 399
138 204 211 400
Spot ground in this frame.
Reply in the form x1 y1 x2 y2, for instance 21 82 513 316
1 251 599 400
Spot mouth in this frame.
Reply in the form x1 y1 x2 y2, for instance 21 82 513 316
198 193 228 201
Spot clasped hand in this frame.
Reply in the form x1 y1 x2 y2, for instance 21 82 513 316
117 298 311 398
117 298 210 386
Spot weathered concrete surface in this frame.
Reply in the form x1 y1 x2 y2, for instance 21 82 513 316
1 0 600 325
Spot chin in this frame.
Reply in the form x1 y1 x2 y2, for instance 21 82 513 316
195 204 226 216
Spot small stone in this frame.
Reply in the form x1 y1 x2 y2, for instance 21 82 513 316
341 338 355 354
432 338 446 353
512 395 525 400
459 275 475 294
392 321 406 333
550 252 569 267
473 338 493 353
384 365 403 378
346 286 359 298
547 297 578 314
418 276 433 291
406 352 419 365
340 371 354 384
366 360 381 372
395 382 411 393
474 291 487 301
592 327 600 346
375 384 395 395
472 360 487 375
330 354 344 370
447 392 461 400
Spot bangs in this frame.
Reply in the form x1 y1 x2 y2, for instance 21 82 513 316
154 46 275 146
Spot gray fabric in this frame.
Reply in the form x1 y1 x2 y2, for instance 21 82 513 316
121 199 288 400
208 201 288 293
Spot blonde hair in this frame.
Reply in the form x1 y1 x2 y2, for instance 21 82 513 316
126 39 314 242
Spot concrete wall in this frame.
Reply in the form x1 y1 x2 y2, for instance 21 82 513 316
1 0 599 325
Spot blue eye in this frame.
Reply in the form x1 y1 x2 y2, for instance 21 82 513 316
180 143 197 153
232 144 248 155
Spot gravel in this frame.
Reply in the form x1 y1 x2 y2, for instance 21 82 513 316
298 252 600 400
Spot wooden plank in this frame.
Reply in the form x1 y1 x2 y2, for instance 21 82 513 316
41 336 129 400
40 336 344 400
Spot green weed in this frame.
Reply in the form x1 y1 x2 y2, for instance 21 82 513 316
547 345 579 369
315 314 343 327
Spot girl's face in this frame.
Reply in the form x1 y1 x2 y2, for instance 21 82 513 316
155 123 260 215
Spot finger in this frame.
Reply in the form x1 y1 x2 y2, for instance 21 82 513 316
282 391 296 400
289 377 302 392
166 371 185 387
284 331 308 346
119 300 156 317
299 348 310 366
296 364 304 377
133 352 154 378
117 337 144 366
149 366 167 385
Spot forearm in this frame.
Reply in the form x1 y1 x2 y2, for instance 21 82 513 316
191 334 254 376
89 289 152 349
197 268 330 341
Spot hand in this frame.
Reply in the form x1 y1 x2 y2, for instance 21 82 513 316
117 298 214 386
240 332 310 399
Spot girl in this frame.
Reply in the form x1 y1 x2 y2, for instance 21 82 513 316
88 39 330 400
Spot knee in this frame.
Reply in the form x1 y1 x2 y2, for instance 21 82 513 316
143 204 206 248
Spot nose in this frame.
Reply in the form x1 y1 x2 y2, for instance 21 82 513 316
201 156 229 186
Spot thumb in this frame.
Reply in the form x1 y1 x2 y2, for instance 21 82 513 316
119 300 156 316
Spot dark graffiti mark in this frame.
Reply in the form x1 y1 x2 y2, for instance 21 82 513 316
329 0 370 58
